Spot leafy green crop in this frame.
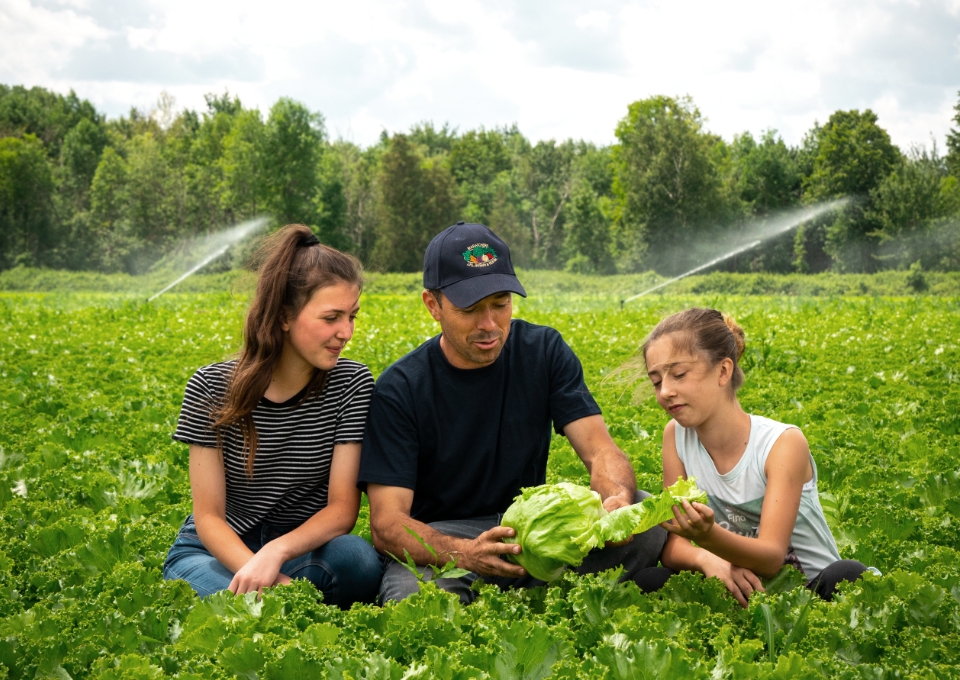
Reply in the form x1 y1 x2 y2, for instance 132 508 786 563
501 479 708 580
0 291 958 677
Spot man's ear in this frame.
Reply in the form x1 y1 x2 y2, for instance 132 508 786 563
422 290 443 322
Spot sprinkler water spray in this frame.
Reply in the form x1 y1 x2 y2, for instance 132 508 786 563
620 240 762 308
147 216 270 302
619 198 849 308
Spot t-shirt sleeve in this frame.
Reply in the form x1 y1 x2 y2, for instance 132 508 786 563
357 371 420 491
546 330 602 435
172 369 220 448
334 364 375 444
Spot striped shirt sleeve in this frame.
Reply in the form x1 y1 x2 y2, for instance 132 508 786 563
173 367 222 448
334 364 375 444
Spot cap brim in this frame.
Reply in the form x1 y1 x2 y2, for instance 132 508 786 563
441 273 527 308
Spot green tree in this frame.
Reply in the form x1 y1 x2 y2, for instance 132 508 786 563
0 85 101 158
802 109 900 271
0 134 57 269
262 98 325 227
947 91 960 179
868 146 958 269
449 127 515 223
89 146 134 271
730 130 801 215
522 140 576 268
612 95 727 273
372 134 461 272
219 109 267 223
563 180 613 274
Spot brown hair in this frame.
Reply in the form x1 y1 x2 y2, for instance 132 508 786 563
607 308 746 402
211 224 364 476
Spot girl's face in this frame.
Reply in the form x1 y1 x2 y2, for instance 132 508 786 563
645 334 732 427
281 282 361 371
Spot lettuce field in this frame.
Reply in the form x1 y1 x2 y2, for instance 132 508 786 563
0 290 958 679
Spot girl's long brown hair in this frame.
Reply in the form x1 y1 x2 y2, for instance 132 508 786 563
212 224 364 476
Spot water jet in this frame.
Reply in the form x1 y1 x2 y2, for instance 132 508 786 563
147 217 270 302
620 198 849 308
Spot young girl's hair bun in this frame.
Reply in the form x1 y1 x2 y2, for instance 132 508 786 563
723 314 746 361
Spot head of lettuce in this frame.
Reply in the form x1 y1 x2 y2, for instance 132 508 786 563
501 478 707 582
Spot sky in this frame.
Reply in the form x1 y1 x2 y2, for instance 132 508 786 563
2 0 959 151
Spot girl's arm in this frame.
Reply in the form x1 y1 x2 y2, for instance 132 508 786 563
190 445 260 580
659 421 765 606
227 442 363 594
664 428 811 577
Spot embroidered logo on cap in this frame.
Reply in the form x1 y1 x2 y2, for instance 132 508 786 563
462 243 498 267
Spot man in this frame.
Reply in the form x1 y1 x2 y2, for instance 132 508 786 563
359 221 668 604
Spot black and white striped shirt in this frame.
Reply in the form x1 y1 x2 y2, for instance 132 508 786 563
173 359 374 534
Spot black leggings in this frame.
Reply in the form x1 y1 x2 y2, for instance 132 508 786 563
807 559 869 601
633 559 868 601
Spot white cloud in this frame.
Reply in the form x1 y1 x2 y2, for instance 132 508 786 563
1 0 957 151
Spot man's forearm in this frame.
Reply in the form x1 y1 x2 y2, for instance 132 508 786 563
589 446 638 503
371 512 472 566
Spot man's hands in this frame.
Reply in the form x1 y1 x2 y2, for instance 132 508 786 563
661 500 716 542
459 526 527 578
227 542 292 595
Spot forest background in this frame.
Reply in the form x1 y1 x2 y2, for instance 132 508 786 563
2 84 960 279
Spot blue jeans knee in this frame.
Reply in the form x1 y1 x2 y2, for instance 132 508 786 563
284 533 383 608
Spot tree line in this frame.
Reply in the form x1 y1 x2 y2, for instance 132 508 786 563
2 84 959 276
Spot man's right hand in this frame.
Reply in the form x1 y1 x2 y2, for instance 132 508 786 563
460 526 527 578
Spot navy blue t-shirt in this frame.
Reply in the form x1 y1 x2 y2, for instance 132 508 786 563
358 319 601 523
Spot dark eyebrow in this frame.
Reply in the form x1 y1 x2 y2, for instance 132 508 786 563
324 304 361 315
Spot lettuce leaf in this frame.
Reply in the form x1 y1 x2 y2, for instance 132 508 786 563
598 477 708 544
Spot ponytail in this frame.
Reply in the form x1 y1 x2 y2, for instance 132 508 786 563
211 224 363 476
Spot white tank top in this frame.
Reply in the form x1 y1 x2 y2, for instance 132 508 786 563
674 414 841 579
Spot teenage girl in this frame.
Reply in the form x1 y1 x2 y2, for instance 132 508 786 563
163 224 382 605
639 308 866 606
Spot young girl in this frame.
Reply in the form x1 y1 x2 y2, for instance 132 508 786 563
641 308 866 606
163 225 382 606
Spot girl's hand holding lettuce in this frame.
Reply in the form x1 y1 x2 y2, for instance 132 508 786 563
501 478 707 581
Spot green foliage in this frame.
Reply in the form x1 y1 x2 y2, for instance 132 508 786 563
3 84 960 278
802 110 901 273
372 134 462 272
0 292 959 676
612 95 731 274
0 135 56 269
946 90 960 179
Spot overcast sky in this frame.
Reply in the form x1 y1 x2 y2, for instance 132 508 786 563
3 0 959 150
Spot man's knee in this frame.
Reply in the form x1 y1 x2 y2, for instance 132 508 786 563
379 560 477 606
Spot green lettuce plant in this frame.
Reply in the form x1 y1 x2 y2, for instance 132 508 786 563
501 478 708 581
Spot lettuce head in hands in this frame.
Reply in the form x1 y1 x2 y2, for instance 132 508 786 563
500 478 707 581
501 482 606 581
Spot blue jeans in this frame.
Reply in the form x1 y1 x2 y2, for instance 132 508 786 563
163 515 382 607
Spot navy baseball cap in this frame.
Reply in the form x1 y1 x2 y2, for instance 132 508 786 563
423 222 527 308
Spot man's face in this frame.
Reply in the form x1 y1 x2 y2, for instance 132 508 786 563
422 290 513 369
